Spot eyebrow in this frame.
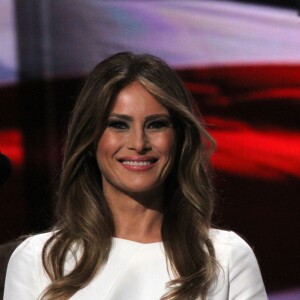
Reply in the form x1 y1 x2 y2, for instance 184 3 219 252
108 113 171 122
108 113 132 121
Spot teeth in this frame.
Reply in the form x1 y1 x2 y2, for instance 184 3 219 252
122 161 152 166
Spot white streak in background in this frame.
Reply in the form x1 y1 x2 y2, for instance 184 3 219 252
1 0 300 82
0 0 17 84
47 0 300 78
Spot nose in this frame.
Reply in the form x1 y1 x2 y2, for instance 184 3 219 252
128 126 151 153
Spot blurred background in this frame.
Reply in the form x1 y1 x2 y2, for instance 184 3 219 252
0 0 299 298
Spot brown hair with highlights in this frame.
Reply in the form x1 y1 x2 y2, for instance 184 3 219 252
41 52 217 300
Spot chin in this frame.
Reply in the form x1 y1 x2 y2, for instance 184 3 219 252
122 182 163 195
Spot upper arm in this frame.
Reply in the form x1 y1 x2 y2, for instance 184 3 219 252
3 237 38 300
228 232 267 300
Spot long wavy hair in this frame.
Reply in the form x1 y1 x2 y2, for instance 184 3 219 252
41 52 217 300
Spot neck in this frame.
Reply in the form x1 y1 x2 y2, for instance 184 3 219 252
104 187 164 243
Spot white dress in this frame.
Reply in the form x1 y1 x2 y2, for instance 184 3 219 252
4 229 267 300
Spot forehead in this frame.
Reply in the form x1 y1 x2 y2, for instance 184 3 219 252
111 82 169 116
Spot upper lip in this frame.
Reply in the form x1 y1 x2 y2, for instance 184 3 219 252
117 156 158 163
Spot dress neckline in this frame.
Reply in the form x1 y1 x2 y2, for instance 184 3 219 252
112 237 163 246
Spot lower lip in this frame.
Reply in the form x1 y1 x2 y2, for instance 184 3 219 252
120 162 156 171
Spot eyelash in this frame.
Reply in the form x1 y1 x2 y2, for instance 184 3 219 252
107 121 128 130
107 119 171 130
147 120 171 129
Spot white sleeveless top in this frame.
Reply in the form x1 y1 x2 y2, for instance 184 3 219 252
4 229 267 300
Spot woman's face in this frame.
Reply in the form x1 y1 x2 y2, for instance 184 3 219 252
96 81 176 197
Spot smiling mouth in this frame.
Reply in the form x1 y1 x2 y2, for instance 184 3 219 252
118 158 158 166
122 161 152 166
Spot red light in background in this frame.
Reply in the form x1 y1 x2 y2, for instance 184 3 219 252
208 117 300 181
0 129 24 167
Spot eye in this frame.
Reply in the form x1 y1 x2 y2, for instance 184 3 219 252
147 119 172 130
107 120 129 130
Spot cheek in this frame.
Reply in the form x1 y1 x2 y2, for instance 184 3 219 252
152 131 176 156
96 132 122 164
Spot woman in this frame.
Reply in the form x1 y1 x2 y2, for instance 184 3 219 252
4 52 267 300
